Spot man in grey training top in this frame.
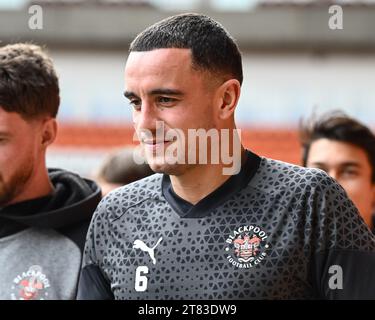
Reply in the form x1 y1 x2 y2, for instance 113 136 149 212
78 13 375 299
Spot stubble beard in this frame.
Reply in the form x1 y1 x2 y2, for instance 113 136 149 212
0 160 34 207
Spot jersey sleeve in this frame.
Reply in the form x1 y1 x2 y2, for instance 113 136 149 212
76 198 114 300
307 171 375 299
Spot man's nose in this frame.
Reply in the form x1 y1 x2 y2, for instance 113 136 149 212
135 102 159 131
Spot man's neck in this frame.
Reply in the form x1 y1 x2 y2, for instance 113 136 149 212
170 147 246 205
4 169 53 207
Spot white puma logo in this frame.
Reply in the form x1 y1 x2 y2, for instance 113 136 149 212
133 237 163 265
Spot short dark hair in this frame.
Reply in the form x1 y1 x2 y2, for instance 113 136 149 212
129 13 243 85
300 110 375 182
0 43 60 119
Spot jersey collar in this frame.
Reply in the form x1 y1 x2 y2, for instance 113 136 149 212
162 149 261 218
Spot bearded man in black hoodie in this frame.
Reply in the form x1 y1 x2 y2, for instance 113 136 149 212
0 43 101 300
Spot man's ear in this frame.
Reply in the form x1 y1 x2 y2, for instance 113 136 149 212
215 79 241 120
41 117 57 148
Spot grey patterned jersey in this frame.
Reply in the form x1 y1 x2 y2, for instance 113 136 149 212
78 151 375 299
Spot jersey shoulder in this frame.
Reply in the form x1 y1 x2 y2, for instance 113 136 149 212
250 157 337 196
92 173 163 223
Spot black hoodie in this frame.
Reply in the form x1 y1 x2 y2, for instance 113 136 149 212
0 168 101 300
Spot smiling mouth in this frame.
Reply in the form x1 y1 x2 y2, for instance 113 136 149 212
142 136 177 145
141 139 176 153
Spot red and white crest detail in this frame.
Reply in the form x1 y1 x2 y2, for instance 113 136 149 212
233 234 261 262
11 265 51 300
225 225 270 268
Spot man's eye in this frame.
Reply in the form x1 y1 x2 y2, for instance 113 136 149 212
0 137 8 144
159 97 172 102
129 100 141 110
157 97 176 106
314 166 327 173
342 169 358 177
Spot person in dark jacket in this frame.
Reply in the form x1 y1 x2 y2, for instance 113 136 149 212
0 43 101 300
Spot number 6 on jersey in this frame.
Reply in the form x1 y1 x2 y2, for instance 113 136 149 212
135 266 149 292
